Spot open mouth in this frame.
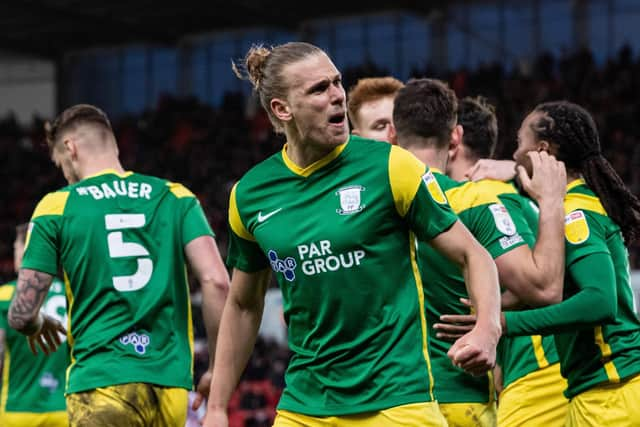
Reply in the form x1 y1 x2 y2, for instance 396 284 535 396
328 113 345 126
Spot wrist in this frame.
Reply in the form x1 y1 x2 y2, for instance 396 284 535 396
24 312 44 336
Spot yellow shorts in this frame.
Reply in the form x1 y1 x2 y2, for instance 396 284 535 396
274 402 447 427
439 401 496 427
66 383 187 427
497 363 568 427
0 410 68 427
566 373 640 427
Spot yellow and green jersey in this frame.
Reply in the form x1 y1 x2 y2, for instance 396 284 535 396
0 278 68 414
420 176 528 403
227 136 458 416
505 179 640 398
497 189 560 389
21 170 213 394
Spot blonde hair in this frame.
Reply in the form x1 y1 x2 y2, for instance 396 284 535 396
232 42 324 133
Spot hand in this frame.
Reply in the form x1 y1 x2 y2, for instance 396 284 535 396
201 408 228 427
517 151 566 204
447 327 498 377
27 313 66 355
433 298 476 341
434 313 476 341
465 159 517 182
192 370 212 411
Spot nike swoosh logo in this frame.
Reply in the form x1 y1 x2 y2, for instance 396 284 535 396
257 208 283 223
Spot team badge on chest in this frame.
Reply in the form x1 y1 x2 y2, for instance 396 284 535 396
336 185 365 215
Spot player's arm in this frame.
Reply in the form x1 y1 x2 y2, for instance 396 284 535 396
186 235 230 409
205 267 271 425
429 221 502 375
8 269 66 355
466 159 517 182
495 152 567 307
0 328 5 373
389 145 500 375
503 251 616 336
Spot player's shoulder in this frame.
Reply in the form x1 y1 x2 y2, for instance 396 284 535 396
32 188 72 219
349 135 392 155
445 179 504 213
564 182 606 218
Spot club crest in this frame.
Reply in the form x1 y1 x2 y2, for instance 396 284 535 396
336 185 365 215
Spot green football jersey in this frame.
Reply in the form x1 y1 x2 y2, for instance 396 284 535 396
21 169 213 394
421 176 527 403
0 279 68 413
227 136 458 416
497 189 560 389
505 179 640 397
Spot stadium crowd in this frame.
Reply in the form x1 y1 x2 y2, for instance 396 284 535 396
1 43 640 425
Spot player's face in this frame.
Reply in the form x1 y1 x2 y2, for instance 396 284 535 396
13 236 24 273
513 111 542 176
284 53 348 148
353 96 395 143
52 143 80 184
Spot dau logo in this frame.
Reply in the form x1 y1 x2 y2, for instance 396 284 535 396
120 332 150 354
268 250 297 282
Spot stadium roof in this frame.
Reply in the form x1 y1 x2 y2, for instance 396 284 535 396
0 0 445 59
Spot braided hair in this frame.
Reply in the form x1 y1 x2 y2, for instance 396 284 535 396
530 101 640 243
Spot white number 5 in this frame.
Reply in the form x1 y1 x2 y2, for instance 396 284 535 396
105 214 153 292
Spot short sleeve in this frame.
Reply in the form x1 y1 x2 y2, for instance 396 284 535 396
387 146 457 241
226 183 269 272
21 192 69 275
181 198 215 246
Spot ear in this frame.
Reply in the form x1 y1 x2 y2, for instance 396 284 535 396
449 125 463 159
387 124 398 145
63 138 79 160
271 98 292 123
537 140 551 153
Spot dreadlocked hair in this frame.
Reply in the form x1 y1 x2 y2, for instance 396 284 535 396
531 101 640 244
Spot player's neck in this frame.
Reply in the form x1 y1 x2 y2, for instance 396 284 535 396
566 171 582 184
285 139 342 169
447 157 474 182
410 147 448 172
79 156 125 180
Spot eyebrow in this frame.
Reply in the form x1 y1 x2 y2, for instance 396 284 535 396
305 73 342 94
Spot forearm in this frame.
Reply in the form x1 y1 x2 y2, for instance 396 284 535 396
527 197 566 299
8 269 52 335
505 287 614 335
462 246 501 337
201 277 230 371
209 295 264 410
505 253 616 336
